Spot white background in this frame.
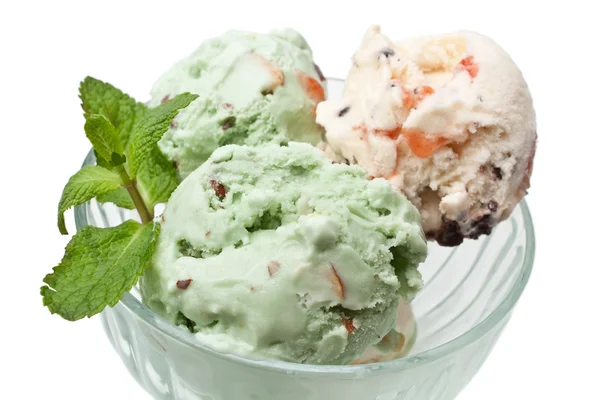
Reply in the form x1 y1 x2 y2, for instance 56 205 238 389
1 0 598 399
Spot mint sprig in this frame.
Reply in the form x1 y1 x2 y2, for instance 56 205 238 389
57 166 123 234
43 77 198 320
84 114 123 165
137 147 180 206
79 77 145 146
42 221 160 321
96 188 136 210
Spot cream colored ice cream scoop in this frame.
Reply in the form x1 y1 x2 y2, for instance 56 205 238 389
317 26 536 246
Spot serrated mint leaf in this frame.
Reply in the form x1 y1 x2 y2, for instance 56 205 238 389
96 188 135 210
127 93 198 176
80 77 147 147
138 147 179 208
41 220 160 321
58 166 123 234
84 114 122 165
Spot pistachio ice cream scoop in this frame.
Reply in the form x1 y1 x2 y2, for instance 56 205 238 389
150 29 326 178
141 143 427 365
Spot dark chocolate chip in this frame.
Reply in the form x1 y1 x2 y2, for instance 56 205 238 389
185 316 196 332
314 63 326 82
380 47 395 58
221 117 235 130
338 106 350 117
492 166 503 180
176 279 192 290
333 158 351 165
435 219 464 247
467 214 493 239
209 179 227 200
488 201 498 212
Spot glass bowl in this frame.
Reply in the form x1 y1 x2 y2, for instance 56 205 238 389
74 79 535 400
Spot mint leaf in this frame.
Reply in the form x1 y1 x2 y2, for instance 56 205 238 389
97 188 135 209
96 148 177 211
41 220 160 321
127 93 198 176
84 114 123 165
80 77 146 147
138 147 179 208
58 166 122 234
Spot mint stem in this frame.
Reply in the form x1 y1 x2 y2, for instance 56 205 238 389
116 166 153 224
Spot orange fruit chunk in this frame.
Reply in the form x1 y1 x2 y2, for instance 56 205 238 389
456 55 479 79
296 69 325 103
414 85 435 105
402 128 449 158
401 86 415 109
342 318 356 334
373 127 402 140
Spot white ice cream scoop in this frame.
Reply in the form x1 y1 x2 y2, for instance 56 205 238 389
317 26 536 246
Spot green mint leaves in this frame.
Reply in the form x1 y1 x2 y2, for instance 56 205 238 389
79 77 145 146
84 115 123 166
57 166 123 234
58 78 197 233
43 77 197 321
96 188 135 210
80 78 195 215
42 221 160 321
137 147 180 207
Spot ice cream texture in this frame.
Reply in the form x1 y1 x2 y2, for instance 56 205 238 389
141 143 427 364
150 29 326 178
351 300 417 364
316 26 536 246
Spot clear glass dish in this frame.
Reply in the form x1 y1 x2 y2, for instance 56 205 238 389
75 79 535 400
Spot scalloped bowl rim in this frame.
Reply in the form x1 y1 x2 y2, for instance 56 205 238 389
76 79 535 377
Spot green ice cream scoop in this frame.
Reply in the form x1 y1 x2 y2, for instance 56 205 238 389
150 29 326 179
141 143 427 365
